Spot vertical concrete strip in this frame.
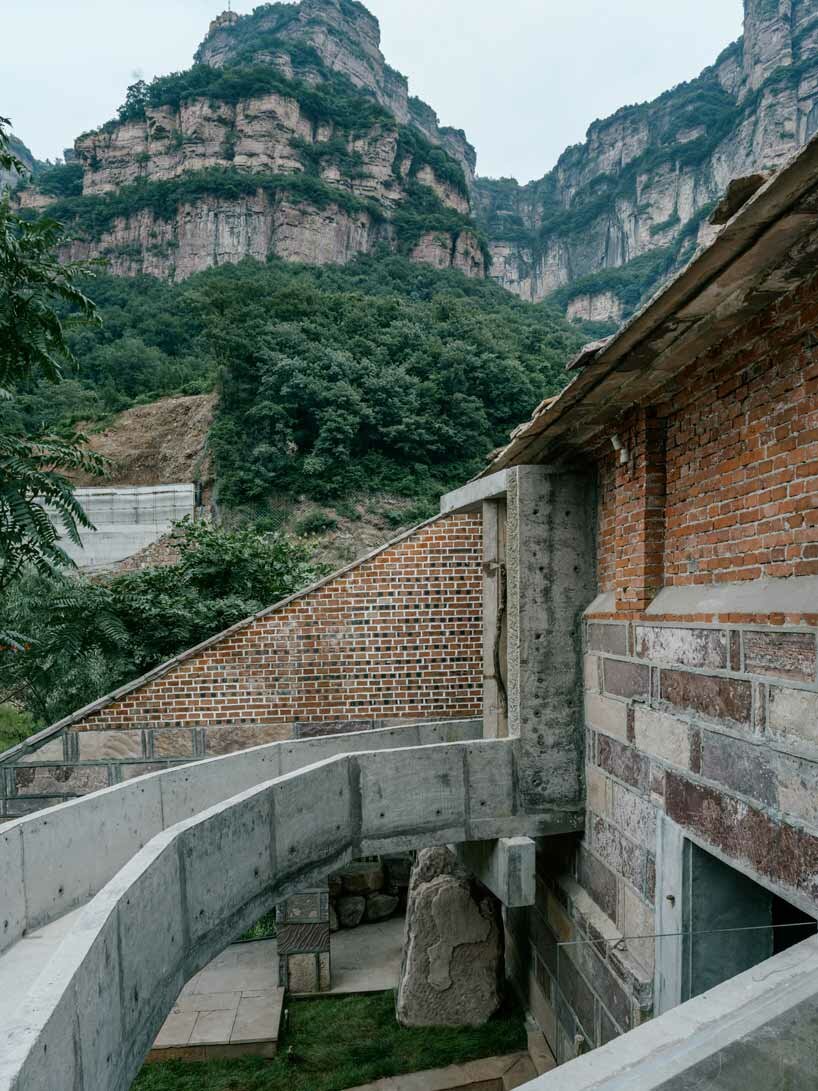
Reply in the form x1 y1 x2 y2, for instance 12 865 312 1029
0 825 25 956
483 499 508 739
506 465 596 810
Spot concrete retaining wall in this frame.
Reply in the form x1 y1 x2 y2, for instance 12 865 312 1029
0 719 481 957
0 735 554 1091
49 484 195 570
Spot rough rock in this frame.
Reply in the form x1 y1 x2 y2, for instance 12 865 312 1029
474 0 818 316
365 893 399 922
396 846 503 1027
337 895 366 928
339 861 384 895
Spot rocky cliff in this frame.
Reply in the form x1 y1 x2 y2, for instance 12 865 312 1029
21 0 485 282
474 0 818 320
16 0 818 312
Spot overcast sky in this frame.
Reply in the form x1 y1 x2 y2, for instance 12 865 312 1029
3 0 744 183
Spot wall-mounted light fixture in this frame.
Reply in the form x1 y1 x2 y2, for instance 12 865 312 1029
611 434 629 465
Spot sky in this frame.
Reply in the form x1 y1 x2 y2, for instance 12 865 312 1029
2 0 744 183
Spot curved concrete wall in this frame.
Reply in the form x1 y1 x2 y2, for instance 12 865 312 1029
0 719 480 957
1 736 525 1091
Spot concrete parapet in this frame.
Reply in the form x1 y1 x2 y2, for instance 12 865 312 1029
0 719 481 959
521 935 818 1089
0 736 578 1091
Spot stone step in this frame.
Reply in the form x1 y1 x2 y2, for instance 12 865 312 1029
344 1051 538 1091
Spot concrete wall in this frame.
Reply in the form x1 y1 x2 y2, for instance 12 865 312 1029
49 484 196 570
0 734 546 1091
0 718 481 958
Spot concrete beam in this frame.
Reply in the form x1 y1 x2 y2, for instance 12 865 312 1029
454 836 535 907
440 469 508 514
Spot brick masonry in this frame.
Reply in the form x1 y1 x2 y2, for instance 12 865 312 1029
0 513 483 816
513 270 818 1063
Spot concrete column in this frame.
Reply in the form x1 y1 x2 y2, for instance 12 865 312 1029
483 499 508 739
276 886 331 994
506 465 596 811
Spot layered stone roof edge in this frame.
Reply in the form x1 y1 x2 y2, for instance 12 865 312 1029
0 509 458 765
482 131 818 474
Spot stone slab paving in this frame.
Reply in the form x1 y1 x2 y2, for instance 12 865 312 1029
344 1051 538 1090
148 916 406 1061
148 941 284 1062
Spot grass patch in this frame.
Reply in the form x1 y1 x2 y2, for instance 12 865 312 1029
238 911 277 942
133 990 526 1091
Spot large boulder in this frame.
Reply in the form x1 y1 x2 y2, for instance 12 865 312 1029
338 861 384 895
366 892 399 922
396 846 503 1027
337 895 366 928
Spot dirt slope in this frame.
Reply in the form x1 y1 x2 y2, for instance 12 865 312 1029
70 394 215 487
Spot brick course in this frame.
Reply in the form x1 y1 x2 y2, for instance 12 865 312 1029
69 513 483 739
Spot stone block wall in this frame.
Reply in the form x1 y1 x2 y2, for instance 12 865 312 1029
512 272 818 1063
1 513 482 817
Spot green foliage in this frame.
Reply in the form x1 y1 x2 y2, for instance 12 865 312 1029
113 62 392 135
392 182 489 265
203 254 581 503
40 167 384 241
0 519 325 726
133 990 526 1091
31 161 84 198
394 127 469 199
12 250 582 513
294 511 338 536
549 249 674 318
0 117 105 602
0 703 35 752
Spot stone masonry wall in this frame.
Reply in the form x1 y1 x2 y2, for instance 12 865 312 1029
509 274 818 1064
1 513 482 817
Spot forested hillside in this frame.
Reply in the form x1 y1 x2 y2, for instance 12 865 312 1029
8 254 583 510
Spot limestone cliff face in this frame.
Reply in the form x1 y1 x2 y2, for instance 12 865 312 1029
475 0 818 317
195 0 476 183
23 0 484 283
61 194 393 280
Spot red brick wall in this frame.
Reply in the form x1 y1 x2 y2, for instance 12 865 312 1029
68 513 483 751
664 278 818 587
528 271 818 1065
595 272 818 611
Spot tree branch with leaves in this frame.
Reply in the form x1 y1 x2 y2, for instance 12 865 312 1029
0 116 106 604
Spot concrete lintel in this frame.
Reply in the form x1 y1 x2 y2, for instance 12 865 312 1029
453 836 535 907
439 469 508 514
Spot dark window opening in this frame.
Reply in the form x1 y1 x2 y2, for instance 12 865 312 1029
772 891 817 955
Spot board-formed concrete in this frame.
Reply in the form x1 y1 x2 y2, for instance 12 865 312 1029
505 466 596 812
0 719 481 959
0 731 580 1091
